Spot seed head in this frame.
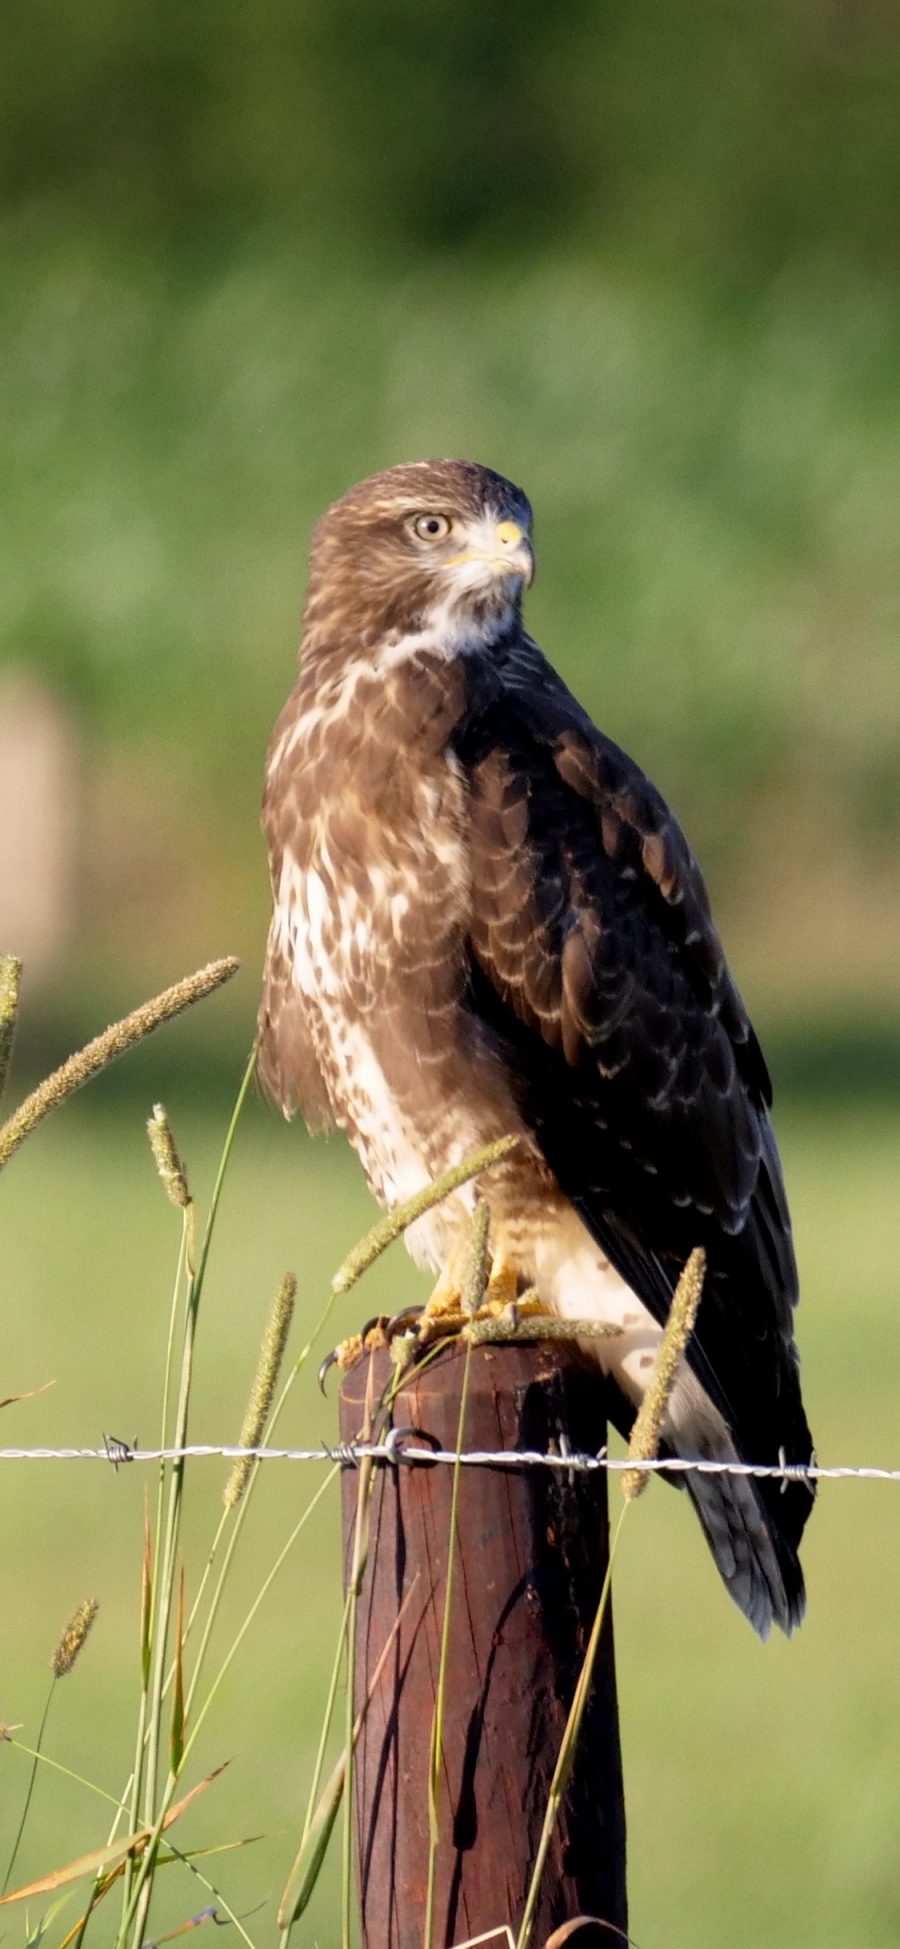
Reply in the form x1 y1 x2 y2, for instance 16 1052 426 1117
52 1597 99 1677
224 1273 296 1508
622 1247 706 1500
147 1103 190 1208
0 958 239 1173
0 956 22 1105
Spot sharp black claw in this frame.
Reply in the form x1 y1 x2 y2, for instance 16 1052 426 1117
359 1314 389 1344
318 1347 339 1395
385 1305 424 1340
318 1310 423 1395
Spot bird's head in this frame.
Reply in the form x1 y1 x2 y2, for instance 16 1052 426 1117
302 459 534 653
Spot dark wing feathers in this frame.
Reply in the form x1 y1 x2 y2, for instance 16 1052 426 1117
452 652 813 1562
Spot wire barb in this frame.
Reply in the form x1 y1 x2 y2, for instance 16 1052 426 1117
102 1432 136 1469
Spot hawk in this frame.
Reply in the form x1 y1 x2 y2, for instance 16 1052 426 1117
258 459 814 1637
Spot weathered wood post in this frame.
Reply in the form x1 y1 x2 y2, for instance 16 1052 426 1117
339 1340 627 1949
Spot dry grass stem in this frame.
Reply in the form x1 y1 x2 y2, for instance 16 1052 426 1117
621 1246 706 1499
52 1599 99 1679
0 1764 229 1910
147 1104 191 1209
423 1211 487 1949
0 957 239 1171
277 1576 422 1932
0 1379 55 1411
0 955 22 1105
340 1357 381 1949
7 1596 99 1895
424 1340 474 1949
140 1502 153 1691
185 1464 340 1776
450 1932 515 1949
224 1273 297 1508
169 1570 186 1778
514 1504 629 1949
331 1135 522 1295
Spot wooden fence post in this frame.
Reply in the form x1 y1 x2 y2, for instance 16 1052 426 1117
339 1340 627 1949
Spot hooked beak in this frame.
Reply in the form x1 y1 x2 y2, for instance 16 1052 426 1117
444 518 535 588
493 519 534 586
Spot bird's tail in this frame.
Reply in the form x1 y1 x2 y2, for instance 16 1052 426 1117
659 1338 811 1637
683 1464 806 1638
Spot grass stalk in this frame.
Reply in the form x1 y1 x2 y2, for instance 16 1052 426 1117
296 1581 354 1868
117 1232 353 1886
119 1224 188 1928
150 1856 261 1949
340 1356 380 1949
2 1682 53 1896
340 1472 367 1949
515 1243 706 1949
514 1503 629 1949
172 1462 339 1796
0 1736 125 1815
127 1276 201 1946
223 1273 296 1511
278 1349 445 1946
115 1048 256 1949
331 1136 520 1296
109 1464 342 1949
278 1577 421 1936
4 1598 99 1897
423 1206 487 1949
621 1246 706 1499
0 958 239 1173
180 1273 297 1730
190 1271 360 1633
0 955 22 1107
423 1338 473 1949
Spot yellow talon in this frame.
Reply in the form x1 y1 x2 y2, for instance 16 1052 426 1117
423 1242 471 1317
416 1247 540 1346
415 1240 473 1344
482 1259 521 1316
334 1320 390 1370
335 1332 363 1371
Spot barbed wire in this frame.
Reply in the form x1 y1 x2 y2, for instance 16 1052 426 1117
0 1431 897 1485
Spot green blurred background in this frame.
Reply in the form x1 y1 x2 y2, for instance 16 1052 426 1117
2 4 899 1945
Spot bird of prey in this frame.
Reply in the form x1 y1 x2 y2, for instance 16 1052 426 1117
258 458 814 1638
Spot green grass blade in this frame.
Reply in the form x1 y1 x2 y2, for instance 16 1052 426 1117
423 1205 487 1949
514 1504 630 1949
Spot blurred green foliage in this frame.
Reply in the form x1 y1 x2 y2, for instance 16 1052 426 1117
1 0 899 1017
4 1 899 272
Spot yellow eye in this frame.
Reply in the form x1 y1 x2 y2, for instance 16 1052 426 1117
409 512 452 543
